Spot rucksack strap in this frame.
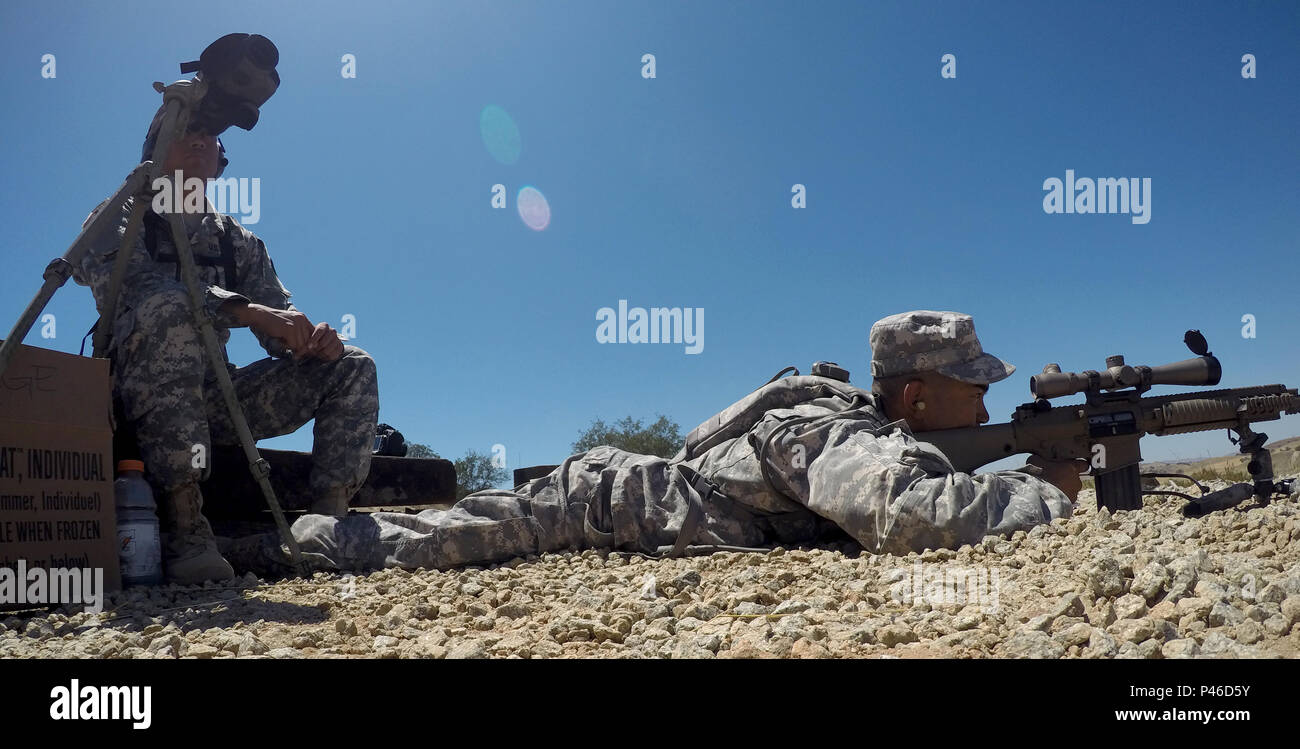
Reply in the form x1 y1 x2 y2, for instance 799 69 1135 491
650 471 779 558
669 471 712 558
80 320 97 356
215 216 239 291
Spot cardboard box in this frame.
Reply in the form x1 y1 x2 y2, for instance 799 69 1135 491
0 341 121 609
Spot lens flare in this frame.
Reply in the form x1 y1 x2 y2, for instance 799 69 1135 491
517 186 551 231
479 105 522 165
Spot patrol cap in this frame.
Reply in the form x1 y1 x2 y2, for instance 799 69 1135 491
869 310 1015 385
141 102 228 176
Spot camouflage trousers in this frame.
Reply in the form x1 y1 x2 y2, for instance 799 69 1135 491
229 446 821 576
114 287 379 497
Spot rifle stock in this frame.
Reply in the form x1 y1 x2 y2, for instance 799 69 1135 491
916 422 1022 474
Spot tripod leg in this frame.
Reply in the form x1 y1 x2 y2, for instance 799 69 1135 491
0 163 153 378
0 258 74 365
91 197 149 358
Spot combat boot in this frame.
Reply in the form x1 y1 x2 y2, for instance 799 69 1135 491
159 483 235 584
308 487 354 516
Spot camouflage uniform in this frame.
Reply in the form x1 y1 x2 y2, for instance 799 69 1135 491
73 197 379 500
231 311 1071 576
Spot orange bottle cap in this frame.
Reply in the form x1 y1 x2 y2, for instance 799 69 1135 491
116 460 146 473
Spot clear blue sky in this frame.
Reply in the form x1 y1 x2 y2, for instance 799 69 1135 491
2 0 1297 481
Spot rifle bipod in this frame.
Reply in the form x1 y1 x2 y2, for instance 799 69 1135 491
1179 426 1296 517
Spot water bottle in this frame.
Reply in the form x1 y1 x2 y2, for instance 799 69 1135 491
115 460 162 586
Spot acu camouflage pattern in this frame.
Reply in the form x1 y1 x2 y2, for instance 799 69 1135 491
230 374 1073 576
72 196 379 496
869 310 1016 385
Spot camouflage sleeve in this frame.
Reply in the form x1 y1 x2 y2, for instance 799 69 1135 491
224 220 295 356
71 199 119 302
765 414 1073 555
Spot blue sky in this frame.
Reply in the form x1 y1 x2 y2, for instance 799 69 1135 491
2 0 1297 482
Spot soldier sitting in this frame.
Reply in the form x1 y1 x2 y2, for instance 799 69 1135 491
73 107 380 584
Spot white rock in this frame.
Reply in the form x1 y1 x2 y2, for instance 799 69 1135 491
1004 630 1065 659
1114 594 1148 620
1161 638 1200 659
1207 601 1245 628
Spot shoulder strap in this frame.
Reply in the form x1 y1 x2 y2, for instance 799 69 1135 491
216 216 239 291
143 211 160 259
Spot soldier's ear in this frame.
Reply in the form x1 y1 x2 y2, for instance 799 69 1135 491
901 378 927 412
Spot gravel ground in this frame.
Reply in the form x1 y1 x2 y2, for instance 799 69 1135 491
4 477 1300 659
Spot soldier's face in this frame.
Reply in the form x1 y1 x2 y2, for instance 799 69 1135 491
916 375 990 430
161 129 220 180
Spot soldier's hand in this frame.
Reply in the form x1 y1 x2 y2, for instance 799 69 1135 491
1026 455 1089 502
246 305 317 360
303 322 345 362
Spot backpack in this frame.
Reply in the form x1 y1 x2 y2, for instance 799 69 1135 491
373 423 408 457
679 362 875 462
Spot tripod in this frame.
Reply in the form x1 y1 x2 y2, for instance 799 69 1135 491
0 76 306 573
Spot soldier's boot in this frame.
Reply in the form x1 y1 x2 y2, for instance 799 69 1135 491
159 483 236 584
308 487 354 516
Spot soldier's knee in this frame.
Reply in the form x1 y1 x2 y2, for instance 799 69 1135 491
342 344 372 360
341 345 377 378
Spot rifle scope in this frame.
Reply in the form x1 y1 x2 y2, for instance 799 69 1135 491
1030 330 1222 399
